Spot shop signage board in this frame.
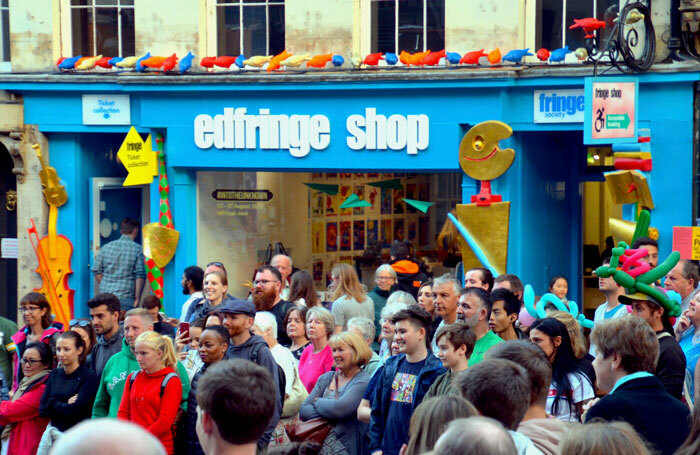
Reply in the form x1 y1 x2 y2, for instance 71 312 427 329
672 226 700 260
82 94 131 125
533 89 585 123
116 126 157 186
584 77 638 144
1 238 18 259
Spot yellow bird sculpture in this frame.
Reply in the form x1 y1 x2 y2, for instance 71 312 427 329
116 55 143 68
281 54 311 68
243 55 273 68
76 55 102 70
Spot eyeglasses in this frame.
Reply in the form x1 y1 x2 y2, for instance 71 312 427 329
21 358 43 365
254 279 279 287
376 276 394 282
207 262 224 267
70 319 91 328
19 306 41 313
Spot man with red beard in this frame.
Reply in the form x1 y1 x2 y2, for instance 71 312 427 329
253 265 293 345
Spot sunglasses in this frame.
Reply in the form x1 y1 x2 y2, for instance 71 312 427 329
207 262 224 267
70 319 91 328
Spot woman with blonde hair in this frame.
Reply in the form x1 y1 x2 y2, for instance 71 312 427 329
330 264 374 333
299 331 372 455
117 331 183 455
560 421 651 455
404 396 478 455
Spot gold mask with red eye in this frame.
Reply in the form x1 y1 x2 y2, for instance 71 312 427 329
459 121 515 181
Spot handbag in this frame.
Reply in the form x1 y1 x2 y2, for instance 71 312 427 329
285 374 338 444
282 363 309 418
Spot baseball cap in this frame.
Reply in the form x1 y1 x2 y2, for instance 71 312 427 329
218 299 256 317
619 291 663 307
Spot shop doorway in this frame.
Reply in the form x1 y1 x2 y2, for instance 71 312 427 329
0 147 17 322
89 178 149 297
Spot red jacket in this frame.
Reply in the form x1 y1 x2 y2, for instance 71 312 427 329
117 367 182 454
0 375 49 455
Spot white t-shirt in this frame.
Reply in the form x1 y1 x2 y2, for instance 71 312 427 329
590 301 628 356
179 291 203 322
271 343 298 395
546 372 594 422
509 430 544 455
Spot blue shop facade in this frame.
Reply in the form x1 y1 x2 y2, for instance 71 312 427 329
2 69 698 319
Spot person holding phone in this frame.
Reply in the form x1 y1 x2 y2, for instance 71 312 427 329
176 319 205 381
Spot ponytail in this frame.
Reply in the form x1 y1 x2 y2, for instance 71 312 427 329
134 331 178 370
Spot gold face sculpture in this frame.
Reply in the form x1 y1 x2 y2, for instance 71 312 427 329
142 223 180 269
459 121 515 181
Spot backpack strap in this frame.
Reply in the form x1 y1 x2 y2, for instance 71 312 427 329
128 370 140 389
250 342 263 365
160 372 179 397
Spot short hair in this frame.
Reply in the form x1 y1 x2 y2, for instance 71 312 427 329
124 308 154 328
192 318 206 330
201 325 230 345
87 293 121 314
494 274 524 296
405 396 478 455
386 291 417 307
134 331 178 369
435 324 476 358
347 316 376 341
205 270 228 287
486 340 552 407
548 311 587 359
306 306 335 337
560 421 652 455
197 359 276 445
254 311 278 337
680 260 700 287
283 305 308 332
329 331 372 367
491 288 520 316
455 358 530 430
140 295 162 310
460 287 494 320
20 292 54 329
381 301 409 322
50 418 166 455
390 240 410 258
434 417 518 455
393 306 433 335
433 274 461 297
631 236 658 250
257 264 283 282
184 266 204 292
120 218 139 234
467 267 494 291
24 341 54 368
271 254 293 268
58 330 88 365
375 264 398 281
204 311 225 327
590 316 659 373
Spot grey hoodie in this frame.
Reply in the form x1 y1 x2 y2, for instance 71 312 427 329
90 325 124 378
225 333 281 449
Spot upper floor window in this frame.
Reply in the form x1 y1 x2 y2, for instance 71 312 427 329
216 0 285 57
70 0 135 57
537 0 618 52
1 0 9 62
371 0 445 54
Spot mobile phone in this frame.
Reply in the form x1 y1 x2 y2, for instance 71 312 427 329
179 322 190 339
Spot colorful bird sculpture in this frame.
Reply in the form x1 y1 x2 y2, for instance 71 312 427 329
267 50 292 72
460 49 487 65
95 56 113 69
569 17 606 38
408 51 430 66
200 56 217 70
77 55 102 70
59 55 82 70
363 52 384 66
281 54 310 68
421 49 446 66
179 52 194 73
445 52 461 65
502 48 533 64
332 55 344 67
141 55 168 70
244 55 273 68
162 53 178 71
536 48 550 62
385 53 399 65
214 56 238 69
399 51 411 65
135 52 151 72
56 57 66 66
307 54 333 68
234 54 246 69
574 47 589 61
108 56 124 66
488 48 502 64
549 46 572 63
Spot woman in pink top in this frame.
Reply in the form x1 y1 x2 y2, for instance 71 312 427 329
299 306 335 392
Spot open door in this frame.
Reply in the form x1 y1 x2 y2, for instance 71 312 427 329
89 178 150 297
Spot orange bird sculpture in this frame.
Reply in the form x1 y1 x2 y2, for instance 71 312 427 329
362 52 384 66
420 49 446 66
214 56 238 69
488 48 502 64
399 51 411 65
162 53 178 71
267 50 292 72
307 54 333 68
459 49 487 65
569 18 606 38
141 56 168 69
408 50 430 66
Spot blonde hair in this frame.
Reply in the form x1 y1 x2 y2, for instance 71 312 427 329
437 209 461 255
331 263 367 303
548 311 587 359
561 421 652 455
329 331 372 367
134 331 178 370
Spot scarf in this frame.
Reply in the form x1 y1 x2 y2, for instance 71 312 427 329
1 369 51 440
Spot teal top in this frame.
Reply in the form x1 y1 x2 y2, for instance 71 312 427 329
610 371 654 394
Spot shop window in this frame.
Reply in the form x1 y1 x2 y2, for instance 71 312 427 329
371 0 445 54
216 0 285 57
0 0 9 63
70 0 135 57
536 0 618 53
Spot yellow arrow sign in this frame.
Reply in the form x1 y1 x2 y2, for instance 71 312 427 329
117 126 157 186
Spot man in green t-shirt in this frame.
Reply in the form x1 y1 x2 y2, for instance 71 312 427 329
456 287 503 365
0 316 17 383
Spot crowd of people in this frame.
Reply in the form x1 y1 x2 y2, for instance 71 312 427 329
3 236 700 455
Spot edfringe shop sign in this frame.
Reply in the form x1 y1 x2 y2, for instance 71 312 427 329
193 108 429 157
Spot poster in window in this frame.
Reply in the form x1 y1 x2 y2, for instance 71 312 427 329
339 186 352 216
408 218 417 243
326 193 338 216
367 219 379 245
366 186 380 216
340 255 353 265
325 173 337 178
405 184 417 213
312 222 324 254
419 217 430 246
353 185 365 215
354 173 365 179
312 173 323 179
394 188 405 214
326 222 338 252
341 173 352 180
381 219 392 247
381 188 392 215
313 259 324 283
353 220 365 251
368 173 379 178
340 221 352 251
311 190 324 216
394 219 405 242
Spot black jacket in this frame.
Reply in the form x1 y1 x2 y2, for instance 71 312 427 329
656 331 686 400
178 365 206 455
585 375 690 455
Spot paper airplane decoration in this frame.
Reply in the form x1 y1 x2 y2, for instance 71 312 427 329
367 179 403 190
340 193 373 209
304 183 339 195
403 198 434 213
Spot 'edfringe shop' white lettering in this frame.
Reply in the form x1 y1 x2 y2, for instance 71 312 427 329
346 108 429 155
194 108 331 158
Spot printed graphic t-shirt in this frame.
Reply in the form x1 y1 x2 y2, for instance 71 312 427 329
546 372 594 422
382 358 426 455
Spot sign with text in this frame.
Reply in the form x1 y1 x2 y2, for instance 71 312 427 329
584 78 638 144
117 126 157 186
672 226 700 260
82 95 131 125
533 89 585 123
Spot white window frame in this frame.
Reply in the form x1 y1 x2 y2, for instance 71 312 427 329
212 0 284 57
61 0 134 57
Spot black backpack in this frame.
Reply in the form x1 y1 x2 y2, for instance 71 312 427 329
250 342 286 410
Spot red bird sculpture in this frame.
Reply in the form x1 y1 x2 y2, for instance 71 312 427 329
162 53 178 71
460 49 487 65
94 56 113 69
569 18 606 38
536 48 550 62
362 52 384 66
420 49 446 66
214 56 237 69
200 56 217 70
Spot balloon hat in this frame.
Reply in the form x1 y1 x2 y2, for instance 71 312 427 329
522 284 595 329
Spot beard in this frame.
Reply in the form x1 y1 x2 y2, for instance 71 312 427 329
181 283 189 295
458 312 480 328
253 288 276 311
